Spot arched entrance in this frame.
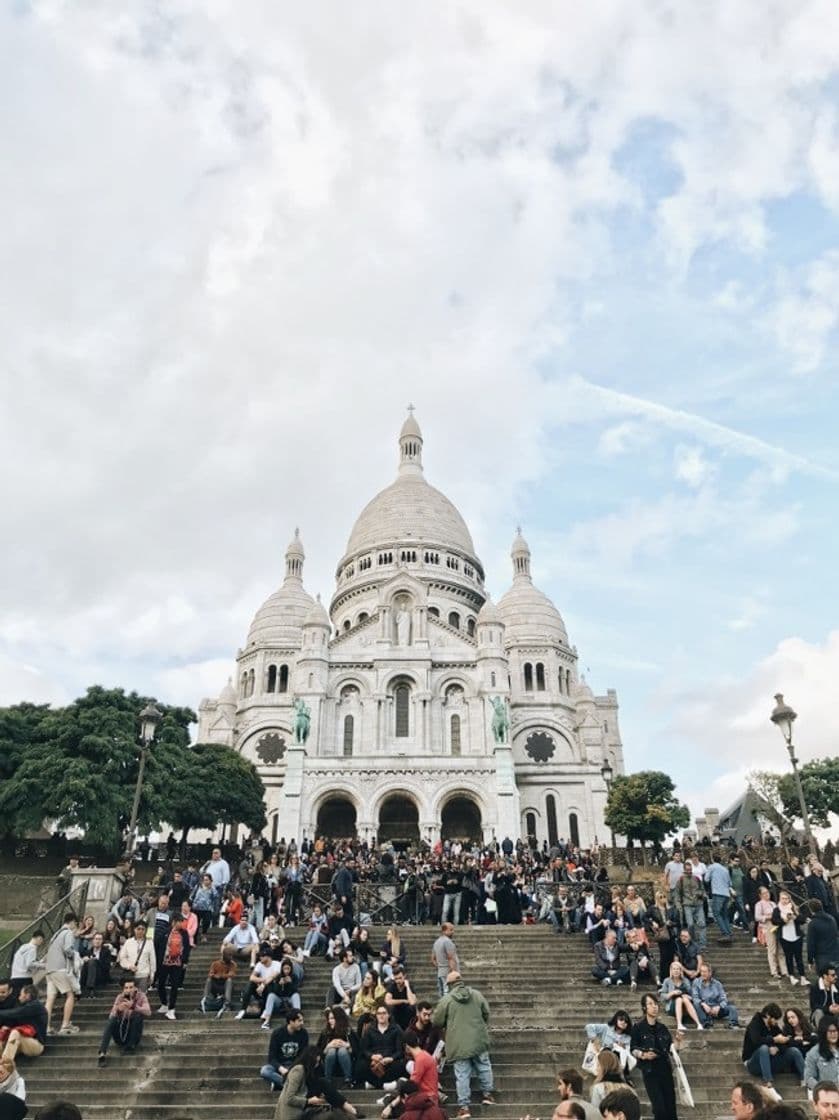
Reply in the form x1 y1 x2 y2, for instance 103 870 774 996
440 795 482 843
377 794 419 847
316 796 357 839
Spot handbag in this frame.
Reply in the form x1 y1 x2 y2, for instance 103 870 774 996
581 1040 600 1075
484 898 498 914
671 1049 694 1108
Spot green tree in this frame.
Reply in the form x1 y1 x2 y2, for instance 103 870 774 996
0 686 194 852
0 702 51 789
163 743 267 852
604 770 690 861
778 757 839 830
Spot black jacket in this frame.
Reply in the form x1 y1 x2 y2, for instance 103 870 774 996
742 1013 778 1062
630 1017 673 1074
359 1022 404 1061
807 911 839 966
0 998 48 1045
268 1026 309 1069
809 980 839 1015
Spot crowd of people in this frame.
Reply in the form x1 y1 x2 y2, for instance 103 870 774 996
1 833 838 1120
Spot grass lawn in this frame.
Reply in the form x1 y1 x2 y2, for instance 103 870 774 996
0 928 19 946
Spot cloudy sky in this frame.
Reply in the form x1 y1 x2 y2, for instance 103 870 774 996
2 1 838 826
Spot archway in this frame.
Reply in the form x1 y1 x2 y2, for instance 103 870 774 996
377 794 420 847
316 796 357 840
440 795 482 843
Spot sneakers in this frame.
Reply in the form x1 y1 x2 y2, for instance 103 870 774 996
260 1020 271 1030
695 1024 704 1031
157 1005 169 1014
458 1110 471 1119
302 949 311 958
365 1083 375 1090
377 1093 396 1107
383 1081 399 1092
216 1004 228 1020
482 1094 495 1106
630 981 637 991
800 976 810 986
601 977 612 986
97 1052 107 1066
764 1085 783 1102
615 979 624 986
165 1009 176 1020
234 1010 246 1021
58 1024 80 1035
200 998 207 1014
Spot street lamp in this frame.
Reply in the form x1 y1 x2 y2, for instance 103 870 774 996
770 693 815 854
124 702 162 861
600 760 616 850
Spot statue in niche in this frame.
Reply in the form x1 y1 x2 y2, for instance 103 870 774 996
489 695 509 744
395 602 412 645
292 698 311 744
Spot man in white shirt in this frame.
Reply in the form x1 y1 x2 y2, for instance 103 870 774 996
222 916 259 966
202 848 231 916
11 931 44 996
117 922 156 992
234 950 282 1022
662 852 684 906
329 948 362 1008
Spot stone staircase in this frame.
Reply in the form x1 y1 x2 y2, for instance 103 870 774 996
21 924 810 1119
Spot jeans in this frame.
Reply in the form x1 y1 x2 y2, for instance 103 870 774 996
263 991 301 1020
591 965 630 985
437 973 449 998
260 1063 285 1089
304 931 327 955
693 1000 738 1027
746 1044 805 1083
99 1014 144 1053
711 895 732 937
453 1052 493 1107
682 904 706 948
324 1046 353 1080
442 893 462 925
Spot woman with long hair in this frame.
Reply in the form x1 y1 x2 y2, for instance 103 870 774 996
804 1017 839 1092
773 890 807 986
744 865 762 941
586 1010 633 1074
352 968 385 1023
590 1049 630 1110
250 859 272 931
277 1045 363 1120
782 1007 813 1056
645 892 675 977
317 1005 356 1084
658 961 702 1034
755 886 787 979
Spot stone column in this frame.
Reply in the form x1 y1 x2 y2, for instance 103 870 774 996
69 868 126 928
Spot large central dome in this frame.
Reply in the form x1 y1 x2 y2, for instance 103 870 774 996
341 413 477 561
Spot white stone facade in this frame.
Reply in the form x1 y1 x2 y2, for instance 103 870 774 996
198 414 624 848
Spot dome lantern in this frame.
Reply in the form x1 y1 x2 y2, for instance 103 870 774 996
398 405 423 476
511 527 531 581
285 527 305 581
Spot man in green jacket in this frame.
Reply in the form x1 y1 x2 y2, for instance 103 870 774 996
432 972 494 1119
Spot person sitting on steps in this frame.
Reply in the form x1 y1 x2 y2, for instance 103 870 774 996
591 931 630 987
96 978 151 1065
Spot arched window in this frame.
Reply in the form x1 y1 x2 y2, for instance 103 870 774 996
279 665 289 693
343 619 351 631
448 611 460 630
240 673 247 697
523 663 533 692
343 714 354 757
525 812 537 849
490 671 496 687
358 611 369 624
546 794 559 847
450 714 461 756
558 669 564 694
266 664 277 693
569 812 580 848
565 669 571 693
466 617 476 637
395 684 410 737
248 668 255 697
536 662 546 691
428 606 440 618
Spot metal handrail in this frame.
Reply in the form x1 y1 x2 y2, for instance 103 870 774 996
0 881 89 977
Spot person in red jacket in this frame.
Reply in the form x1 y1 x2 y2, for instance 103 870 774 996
402 1031 439 1100
157 917 187 1021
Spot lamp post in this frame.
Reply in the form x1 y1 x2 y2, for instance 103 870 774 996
770 693 815 854
600 760 615 850
124 702 162 862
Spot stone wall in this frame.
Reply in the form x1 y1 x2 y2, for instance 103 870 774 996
0 875 58 924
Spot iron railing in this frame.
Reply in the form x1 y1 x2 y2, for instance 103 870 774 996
0 880 89 977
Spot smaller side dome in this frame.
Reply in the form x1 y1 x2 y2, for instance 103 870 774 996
303 593 331 628
477 597 503 626
574 675 595 705
218 677 237 705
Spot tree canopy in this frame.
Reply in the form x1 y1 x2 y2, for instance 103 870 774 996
0 686 266 852
604 769 690 851
778 757 839 830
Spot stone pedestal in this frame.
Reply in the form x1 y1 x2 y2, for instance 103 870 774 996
69 868 126 927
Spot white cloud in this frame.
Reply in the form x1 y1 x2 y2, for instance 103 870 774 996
674 445 713 489
770 250 839 374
